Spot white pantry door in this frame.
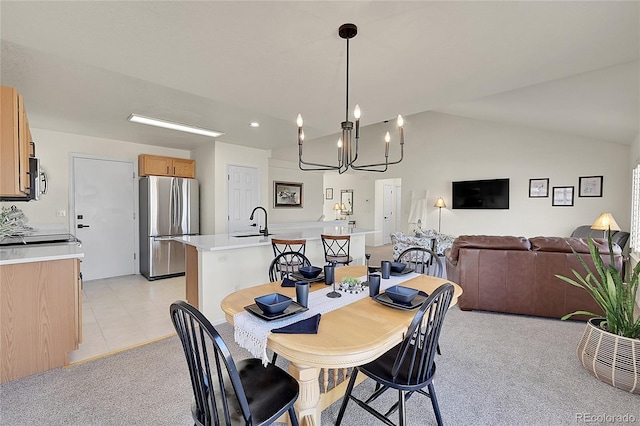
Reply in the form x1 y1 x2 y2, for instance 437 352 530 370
227 165 260 233
73 156 136 281
383 184 394 244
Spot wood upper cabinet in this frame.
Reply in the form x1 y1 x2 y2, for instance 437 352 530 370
1 86 33 197
138 154 195 178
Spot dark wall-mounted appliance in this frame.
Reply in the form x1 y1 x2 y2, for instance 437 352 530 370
452 178 510 209
0 157 47 201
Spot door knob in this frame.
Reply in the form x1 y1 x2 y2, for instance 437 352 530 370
77 224 91 228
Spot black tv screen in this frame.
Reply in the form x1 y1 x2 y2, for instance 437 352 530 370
452 178 510 209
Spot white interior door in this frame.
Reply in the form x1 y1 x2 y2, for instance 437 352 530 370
73 156 136 281
227 165 260 233
383 184 394 244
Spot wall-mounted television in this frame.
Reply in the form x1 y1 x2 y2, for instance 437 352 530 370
452 178 510 209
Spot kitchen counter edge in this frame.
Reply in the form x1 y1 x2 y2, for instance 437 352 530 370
0 244 84 265
175 227 377 252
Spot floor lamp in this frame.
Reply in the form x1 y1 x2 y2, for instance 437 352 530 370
434 197 446 233
590 212 621 240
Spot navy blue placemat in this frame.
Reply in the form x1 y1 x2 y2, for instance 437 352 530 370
272 313 321 334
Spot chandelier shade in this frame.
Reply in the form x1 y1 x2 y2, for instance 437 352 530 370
297 23 405 174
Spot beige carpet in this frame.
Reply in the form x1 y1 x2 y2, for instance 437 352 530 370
2 305 639 425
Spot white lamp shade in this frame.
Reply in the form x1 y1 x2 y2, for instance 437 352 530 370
590 213 621 231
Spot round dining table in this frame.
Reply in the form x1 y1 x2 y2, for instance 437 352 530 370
220 265 463 425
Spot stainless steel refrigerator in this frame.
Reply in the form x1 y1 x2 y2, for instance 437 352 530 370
139 176 199 280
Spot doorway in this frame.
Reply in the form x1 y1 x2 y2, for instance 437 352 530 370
374 178 402 246
71 155 136 281
227 164 260 233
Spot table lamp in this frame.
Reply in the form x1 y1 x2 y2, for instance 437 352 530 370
333 203 341 220
590 212 621 240
434 197 446 233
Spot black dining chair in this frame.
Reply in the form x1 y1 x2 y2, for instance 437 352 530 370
335 283 454 426
396 247 445 356
321 234 352 266
268 251 312 282
396 247 443 278
170 300 300 426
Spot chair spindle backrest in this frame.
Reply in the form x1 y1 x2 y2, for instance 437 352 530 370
396 247 443 278
391 283 454 386
268 251 312 282
170 301 251 425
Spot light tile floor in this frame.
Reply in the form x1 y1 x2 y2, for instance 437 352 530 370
69 274 185 363
68 246 393 364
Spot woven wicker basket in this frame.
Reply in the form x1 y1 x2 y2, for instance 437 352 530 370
577 318 640 394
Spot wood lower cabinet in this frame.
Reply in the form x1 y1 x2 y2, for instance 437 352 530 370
138 154 195 178
1 85 33 198
0 258 82 383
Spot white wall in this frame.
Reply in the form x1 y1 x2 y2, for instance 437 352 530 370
322 173 376 228
213 141 270 234
268 159 324 223
272 111 632 239
0 127 191 227
193 142 216 234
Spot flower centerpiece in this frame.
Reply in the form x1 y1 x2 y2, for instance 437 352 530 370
555 233 639 394
340 277 365 294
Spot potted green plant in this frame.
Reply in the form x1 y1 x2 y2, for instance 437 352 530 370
555 234 640 394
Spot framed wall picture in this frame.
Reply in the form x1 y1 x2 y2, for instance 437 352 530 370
529 178 549 198
341 189 354 215
578 176 603 197
274 181 303 208
325 188 333 200
552 186 574 206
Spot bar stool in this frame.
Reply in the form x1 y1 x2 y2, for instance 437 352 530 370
321 234 352 266
271 238 306 257
271 238 307 275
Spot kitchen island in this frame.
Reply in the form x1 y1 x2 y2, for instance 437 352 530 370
0 243 84 383
176 225 376 324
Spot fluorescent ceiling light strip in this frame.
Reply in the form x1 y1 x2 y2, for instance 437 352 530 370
128 114 224 138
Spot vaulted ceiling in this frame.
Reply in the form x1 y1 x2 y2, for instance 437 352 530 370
1 1 638 151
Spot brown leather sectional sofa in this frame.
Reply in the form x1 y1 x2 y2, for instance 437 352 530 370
445 235 623 319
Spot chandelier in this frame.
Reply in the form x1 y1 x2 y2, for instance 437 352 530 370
297 23 405 174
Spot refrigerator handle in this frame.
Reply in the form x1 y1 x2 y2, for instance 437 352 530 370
178 180 183 229
172 178 178 231
169 178 176 234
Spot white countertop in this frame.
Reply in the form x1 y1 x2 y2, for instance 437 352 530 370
0 243 84 265
175 226 377 252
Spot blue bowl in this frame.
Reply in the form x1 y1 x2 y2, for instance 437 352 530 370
390 262 406 273
255 293 292 315
298 265 322 279
385 285 419 304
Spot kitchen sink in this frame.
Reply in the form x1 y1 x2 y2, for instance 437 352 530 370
231 233 276 238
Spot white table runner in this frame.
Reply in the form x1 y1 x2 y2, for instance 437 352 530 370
233 272 420 365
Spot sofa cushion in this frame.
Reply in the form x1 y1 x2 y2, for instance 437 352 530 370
448 235 531 262
530 236 621 255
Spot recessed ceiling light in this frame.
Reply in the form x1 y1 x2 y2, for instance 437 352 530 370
128 114 224 138
250 122 260 128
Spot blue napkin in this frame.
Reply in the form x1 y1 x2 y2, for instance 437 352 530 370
272 314 321 334
281 277 296 287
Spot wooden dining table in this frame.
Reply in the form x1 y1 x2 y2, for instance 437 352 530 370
220 265 463 426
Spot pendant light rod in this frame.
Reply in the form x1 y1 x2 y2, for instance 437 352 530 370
297 23 405 174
